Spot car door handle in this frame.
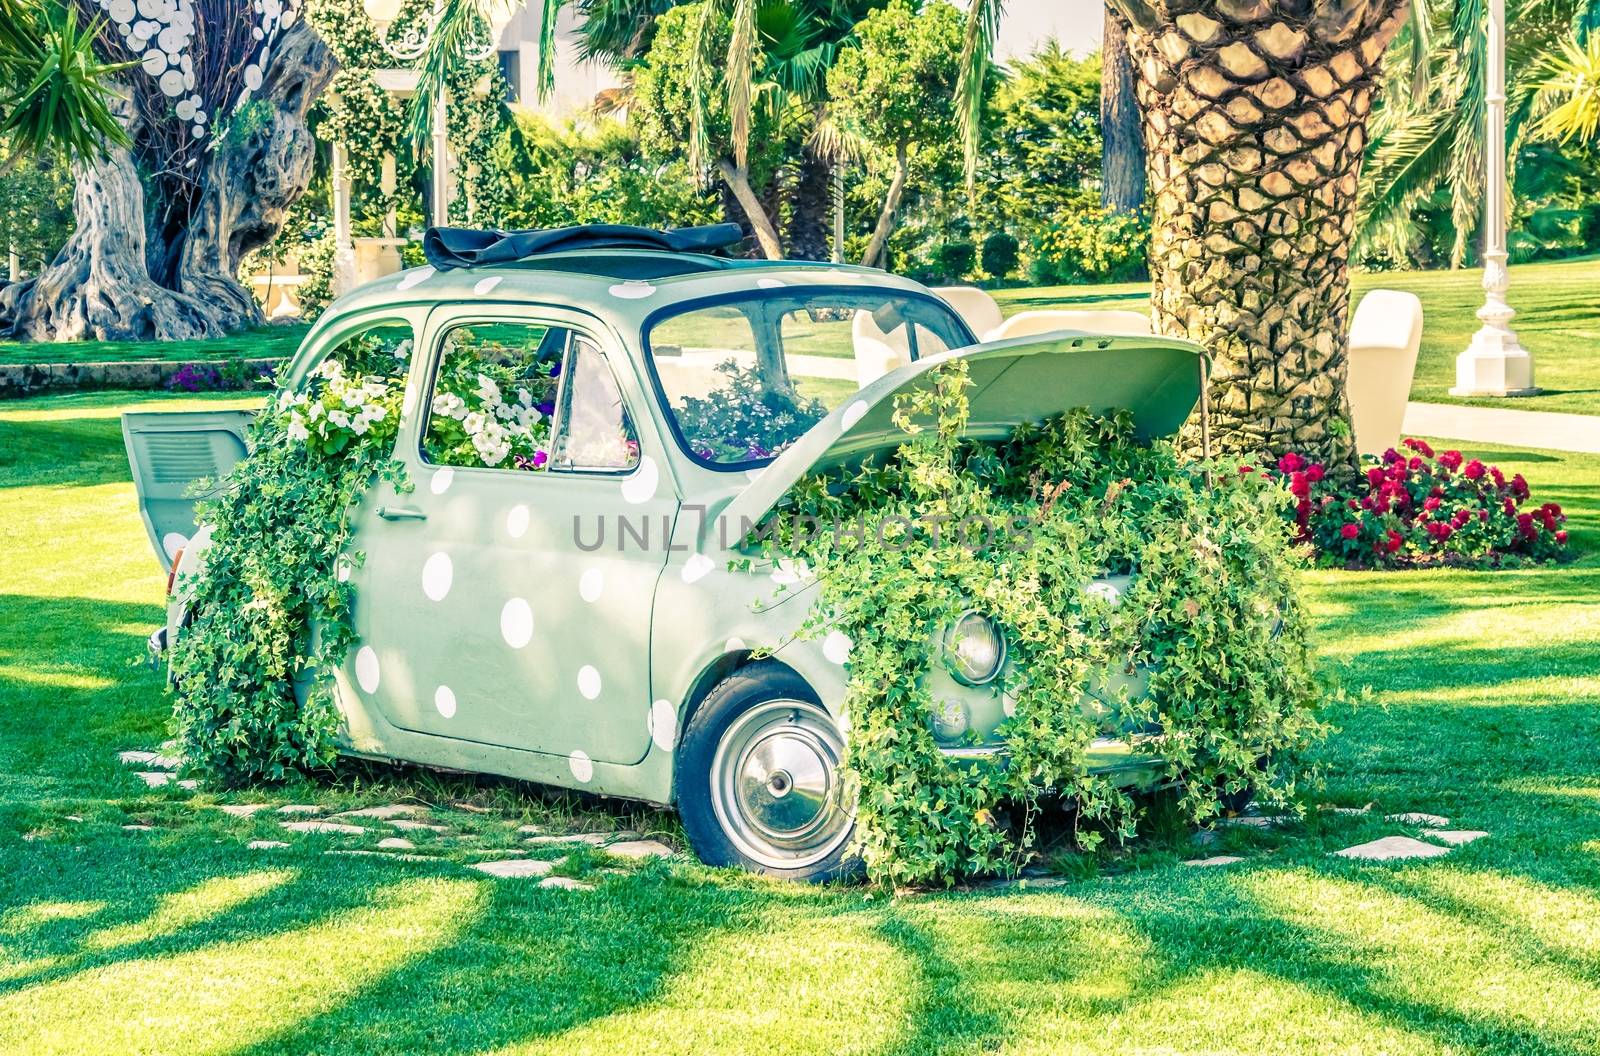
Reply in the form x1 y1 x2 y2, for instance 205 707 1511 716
377 505 427 521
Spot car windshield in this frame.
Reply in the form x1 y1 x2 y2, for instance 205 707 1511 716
646 287 971 467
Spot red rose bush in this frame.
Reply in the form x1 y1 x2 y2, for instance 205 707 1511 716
1254 439 1568 569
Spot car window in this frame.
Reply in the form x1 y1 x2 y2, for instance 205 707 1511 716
647 289 970 467
421 321 637 474
548 336 640 471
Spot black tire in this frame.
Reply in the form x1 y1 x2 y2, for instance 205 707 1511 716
676 661 859 882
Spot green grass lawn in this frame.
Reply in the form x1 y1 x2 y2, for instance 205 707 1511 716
3 391 1600 1054
0 324 309 367
997 255 1600 416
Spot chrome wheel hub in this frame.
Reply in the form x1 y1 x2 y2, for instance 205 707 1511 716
710 699 853 870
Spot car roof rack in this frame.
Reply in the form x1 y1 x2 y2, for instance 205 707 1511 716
422 223 746 270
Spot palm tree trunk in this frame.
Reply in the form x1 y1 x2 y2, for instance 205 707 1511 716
788 143 833 261
861 143 909 269
1110 0 1410 466
1100 7 1145 213
717 158 786 260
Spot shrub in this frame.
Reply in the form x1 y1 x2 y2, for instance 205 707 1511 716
758 360 1326 886
934 240 976 282
980 231 1020 281
170 354 408 782
1026 205 1149 285
1259 438 1568 568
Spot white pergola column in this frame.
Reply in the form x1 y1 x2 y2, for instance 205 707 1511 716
330 141 358 296
431 85 451 227
1451 0 1539 397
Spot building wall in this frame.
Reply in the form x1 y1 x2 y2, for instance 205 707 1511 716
496 5 622 118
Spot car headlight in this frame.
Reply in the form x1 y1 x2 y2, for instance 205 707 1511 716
944 611 1005 685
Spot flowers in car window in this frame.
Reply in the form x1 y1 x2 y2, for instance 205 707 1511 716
275 355 401 456
422 331 558 471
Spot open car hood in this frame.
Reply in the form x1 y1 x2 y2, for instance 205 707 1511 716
716 331 1205 548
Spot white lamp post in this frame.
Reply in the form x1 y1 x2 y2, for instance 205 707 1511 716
360 0 518 229
1451 0 1539 397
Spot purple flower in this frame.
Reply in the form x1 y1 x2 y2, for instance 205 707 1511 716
536 401 555 417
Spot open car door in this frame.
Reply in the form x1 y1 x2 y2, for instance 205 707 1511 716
122 410 254 571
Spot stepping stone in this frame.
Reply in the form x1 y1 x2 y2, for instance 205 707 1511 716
452 802 494 814
218 804 270 818
177 779 198 791
327 850 435 862
1319 805 1372 816
66 815 84 822
1183 855 1244 867
1218 815 1278 829
516 824 544 835
119 750 161 766
378 837 416 850
248 840 290 850
334 804 426 820
134 771 173 788
472 858 554 878
538 876 594 891
602 839 674 860
1191 830 1218 846
1423 830 1488 847
1334 836 1451 862
386 819 449 833
281 821 366 835
278 804 323 815
122 824 154 831
525 832 612 846
1386 812 1449 827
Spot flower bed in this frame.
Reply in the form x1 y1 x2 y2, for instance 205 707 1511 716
1259 438 1568 569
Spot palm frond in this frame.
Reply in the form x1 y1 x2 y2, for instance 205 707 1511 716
0 0 131 162
727 0 756 169
535 0 565 98
1530 30 1600 142
1361 106 1454 228
954 0 1001 191
687 0 719 178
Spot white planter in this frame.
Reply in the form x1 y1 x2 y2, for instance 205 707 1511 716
1346 290 1424 455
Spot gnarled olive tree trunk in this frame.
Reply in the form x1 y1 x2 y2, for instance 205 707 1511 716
1109 0 1408 465
0 20 335 342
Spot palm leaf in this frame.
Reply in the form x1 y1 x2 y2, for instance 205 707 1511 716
0 0 130 163
727 0 756 168
954 0 1001 191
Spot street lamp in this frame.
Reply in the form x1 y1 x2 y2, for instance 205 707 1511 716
360 0 518 228
1451 0 1539 397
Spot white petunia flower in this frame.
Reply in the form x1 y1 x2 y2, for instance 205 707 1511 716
431 392 466 419
463 411 486 435
286 411 309 442
327 408 350 429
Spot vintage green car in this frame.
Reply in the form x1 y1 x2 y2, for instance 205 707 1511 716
124 225 1205 880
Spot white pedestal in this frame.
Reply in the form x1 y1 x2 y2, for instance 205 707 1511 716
1450 325 1539 397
